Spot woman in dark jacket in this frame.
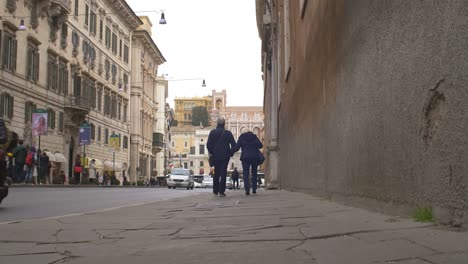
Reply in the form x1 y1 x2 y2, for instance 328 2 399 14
232 130 263 195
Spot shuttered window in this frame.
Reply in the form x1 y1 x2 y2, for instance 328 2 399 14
2 31 17 72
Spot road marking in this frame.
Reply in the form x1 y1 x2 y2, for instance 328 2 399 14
0 193 206 225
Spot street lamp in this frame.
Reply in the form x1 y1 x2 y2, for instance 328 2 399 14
162 75 207 88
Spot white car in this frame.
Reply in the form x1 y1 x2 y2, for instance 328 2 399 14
202 177 213 189
167 168 194 190
194 181 202 188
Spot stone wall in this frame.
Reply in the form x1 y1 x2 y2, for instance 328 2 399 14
279 0 468 225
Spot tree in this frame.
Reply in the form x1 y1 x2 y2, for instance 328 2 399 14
171 119 179 127
191 106 210 127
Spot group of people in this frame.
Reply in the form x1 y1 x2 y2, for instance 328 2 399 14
230 167 262 190
207 118 264 197
4 139 63 185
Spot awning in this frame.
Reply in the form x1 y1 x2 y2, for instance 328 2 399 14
54 153 67 163
44 151 57 162
103 160 123 172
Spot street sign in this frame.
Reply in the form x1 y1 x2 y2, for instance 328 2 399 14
79 122 91 145
32 109 48 136
109 133 120 151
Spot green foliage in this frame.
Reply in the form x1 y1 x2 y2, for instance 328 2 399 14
171 120 179 127
137 180 145 186
123 181 131 186
413 206 434 222
191 106 210 127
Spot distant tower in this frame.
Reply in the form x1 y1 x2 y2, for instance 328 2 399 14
211 90 227 121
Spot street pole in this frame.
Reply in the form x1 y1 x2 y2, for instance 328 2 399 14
113 151 115 179
38 135 41 184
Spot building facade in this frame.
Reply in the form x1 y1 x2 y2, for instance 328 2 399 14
0 0 143 182
256 0 468 226
173 96 212 126
129 16 165 182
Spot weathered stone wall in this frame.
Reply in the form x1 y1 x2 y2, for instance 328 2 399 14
279 0 468 225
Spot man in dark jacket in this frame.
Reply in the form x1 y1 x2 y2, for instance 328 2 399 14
231 167 240 190
232 130 263 195
13 139 27 183
207 118 236 197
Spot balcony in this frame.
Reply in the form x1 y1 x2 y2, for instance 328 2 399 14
64 96 91 116
51 0 72 14
152 132 164 153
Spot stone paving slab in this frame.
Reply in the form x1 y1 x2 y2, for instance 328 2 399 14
0 190 467 264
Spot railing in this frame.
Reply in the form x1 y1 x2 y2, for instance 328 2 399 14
52 0 72 13
65 96 91 111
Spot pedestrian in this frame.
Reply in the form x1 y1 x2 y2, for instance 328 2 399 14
38 151 49 185
98 172 103 185
13 139 27 183
207 118 236 197
89 159 96 184
231 129 263 195
24 145 36 184
73 154 82 184
59 170 66 184
232 167 240 190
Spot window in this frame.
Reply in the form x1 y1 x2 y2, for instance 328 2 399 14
90 11 97 35
99 20 103 40
59 112 64 132
123 102 127 122
119 39 122 57
190 161 193 167
190 146 195 155
24 101 36 123
184 162 188 169
97 126 101 142
58 60 68 95
241 113 247 121
26 41 40 82
47 109 56 129
184 141 187 147
97 87 102 112
111 33 117 54
60 23 68 49
104 128 109 144
199 144 205 155
47 54 58 91
123 135 128 149
231 113 236 121
171 141 174 147
111 93 117 118
111 64 117 83
74 0 79 16
2 30 17 72
117 99 121 120
104 90 110 116
84 4 89 26
123 73 128 91
199 161 204 167
123 44 129 63
0 93 14 119
105 26 111 48
105 59 110 80
91 123 95 140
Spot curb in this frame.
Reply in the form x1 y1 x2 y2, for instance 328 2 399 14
9 184 165 188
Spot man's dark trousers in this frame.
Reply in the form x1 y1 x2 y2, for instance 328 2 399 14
242 160 259 192
213 159 229 194
232 178 239 189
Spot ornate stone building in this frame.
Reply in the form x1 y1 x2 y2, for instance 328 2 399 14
129 16 165 182
173 95 213 126
0 0 164 183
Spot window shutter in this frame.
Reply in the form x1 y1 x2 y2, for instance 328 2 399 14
24 102 30 122
27 49 32 79
2 37 8 68
11 39 17 72
64 66 69 95
51 111 55 129
8 95 14 119
0 95 4 117
34 51 40 81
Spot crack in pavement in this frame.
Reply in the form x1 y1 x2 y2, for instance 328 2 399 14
0 251 58 257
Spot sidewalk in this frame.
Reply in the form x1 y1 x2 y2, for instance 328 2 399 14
0 190 466 264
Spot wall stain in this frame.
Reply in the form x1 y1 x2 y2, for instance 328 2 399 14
421 78 445 149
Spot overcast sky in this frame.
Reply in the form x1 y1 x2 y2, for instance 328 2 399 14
126 0 264 108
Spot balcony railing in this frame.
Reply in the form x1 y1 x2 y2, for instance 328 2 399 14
64 96 91 113
152 132 164 153
52 0 72 13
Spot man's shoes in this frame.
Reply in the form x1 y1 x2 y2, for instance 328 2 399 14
213 192 218 195
252 189 256 194
218 193 226 197
246 191 250 195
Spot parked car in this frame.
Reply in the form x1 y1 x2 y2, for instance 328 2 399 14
194 181 202 188
202 177 213 189
167 168 194 190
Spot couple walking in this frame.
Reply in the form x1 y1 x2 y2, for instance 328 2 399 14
207 118 263 196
